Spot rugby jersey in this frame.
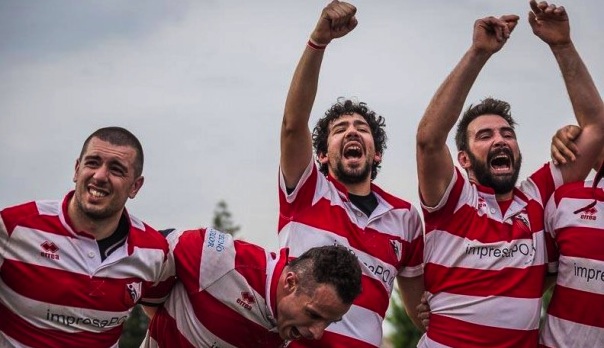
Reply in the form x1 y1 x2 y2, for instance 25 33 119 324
278 160 424 348
419 164 562 348
144 228 287 348
539 175 604 347
0 191 173 348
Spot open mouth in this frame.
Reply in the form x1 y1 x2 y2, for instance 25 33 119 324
343 143 363 159
88 187 109 198
489 150 513 174
290 327 302 340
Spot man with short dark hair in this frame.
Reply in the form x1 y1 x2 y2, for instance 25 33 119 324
0 127 173 347
142 228 362 347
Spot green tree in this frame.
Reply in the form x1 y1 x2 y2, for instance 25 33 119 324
118 200 241 347
212 200 240 236
386 294 422 348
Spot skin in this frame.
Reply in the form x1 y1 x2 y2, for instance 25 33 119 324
317 113 382 190
68 137 144 240
275 271 350 341
458 115 522 200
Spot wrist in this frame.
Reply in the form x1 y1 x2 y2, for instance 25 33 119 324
307 37 328 50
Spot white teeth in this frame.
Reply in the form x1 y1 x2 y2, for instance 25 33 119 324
90 189 107 197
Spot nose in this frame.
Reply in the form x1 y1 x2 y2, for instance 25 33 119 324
92 165 110 182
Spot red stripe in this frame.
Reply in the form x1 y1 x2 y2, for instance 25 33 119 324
425 263 545 298
548 285 604 328
148 307 196 347
0 301 121 348
429 314 538 348
353 275 389 316
1 201 72 238
234 240 269 296
557 226 604 262
190 289 284 347
2 259 146 311
289 329 375 348
173 229 205 291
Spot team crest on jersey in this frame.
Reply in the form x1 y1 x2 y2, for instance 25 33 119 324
126 282 142 303
512 210 531 232
477 196 487 211
390 240 402 262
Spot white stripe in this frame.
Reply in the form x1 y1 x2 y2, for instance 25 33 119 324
279 222 399 291
541 314 604 347
557 255 604 295
425 229 546 270
36 200 60 216
429 292 541 330
417 334 451 348
199 228 236 290
0 276 130 333
163 283 236 348
324 304 383 346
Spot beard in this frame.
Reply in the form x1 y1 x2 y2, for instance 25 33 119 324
333 158 372 185
467 148 522 195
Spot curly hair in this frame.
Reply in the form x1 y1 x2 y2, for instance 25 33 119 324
287 245 362 305
312 98 387 180
455 97 517 153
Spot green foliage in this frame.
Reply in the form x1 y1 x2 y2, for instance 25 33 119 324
386 295 422 348
212 200 240 236
119 305 149 348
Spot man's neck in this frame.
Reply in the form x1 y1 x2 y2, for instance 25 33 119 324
344 181 372 196
67 199 122 240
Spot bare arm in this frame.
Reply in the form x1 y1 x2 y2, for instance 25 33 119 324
529 0 604 182
416 15 519 206
397 275 425 332
280 0 357 188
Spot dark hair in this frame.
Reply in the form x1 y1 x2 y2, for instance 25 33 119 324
80 127 144 177
455 97 516 152
312 98 387 180
288 245 362 305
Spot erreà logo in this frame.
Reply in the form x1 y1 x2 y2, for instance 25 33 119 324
40 241 60 260
236 291 255 311
580 206 598 221
390 240 402 262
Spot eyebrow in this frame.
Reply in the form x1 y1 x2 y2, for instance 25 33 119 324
331 119 369 129
84 154 129 173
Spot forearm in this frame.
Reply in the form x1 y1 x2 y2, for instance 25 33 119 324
417 47 491 147
552 42 604 129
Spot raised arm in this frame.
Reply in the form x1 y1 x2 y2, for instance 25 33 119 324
416 15 519 206
280 0 357 188
529 0 604 182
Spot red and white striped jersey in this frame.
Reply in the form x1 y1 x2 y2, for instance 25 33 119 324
0 191 173 348
539 179 604 347
144 228 288 348
278 161 424 348
419 164 562 348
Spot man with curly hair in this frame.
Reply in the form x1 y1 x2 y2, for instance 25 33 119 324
278 1 424 347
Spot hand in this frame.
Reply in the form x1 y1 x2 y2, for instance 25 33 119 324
472 15 519 55
416 291 431 331
528 0 570 47
310 0 358 46
551 124 581 165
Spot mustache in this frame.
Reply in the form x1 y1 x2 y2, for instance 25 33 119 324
487 147 514 163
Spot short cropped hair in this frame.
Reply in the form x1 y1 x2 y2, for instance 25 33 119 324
80 127 144 177
312 98 387 180
288 244 362 305
455 97 516 152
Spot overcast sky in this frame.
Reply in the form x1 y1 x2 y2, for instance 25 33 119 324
2 0 602 253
